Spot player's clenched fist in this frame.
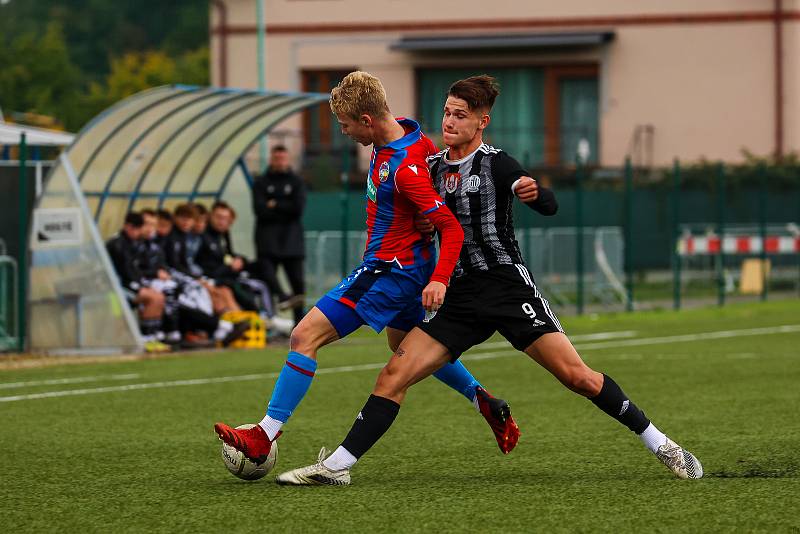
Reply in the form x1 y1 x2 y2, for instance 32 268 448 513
514 176 539 203
421 280 446 311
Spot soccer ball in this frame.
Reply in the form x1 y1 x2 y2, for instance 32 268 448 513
220 424 278 481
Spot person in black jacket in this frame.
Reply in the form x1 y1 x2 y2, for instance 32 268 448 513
145 205 249 347
106 212 165 343
252 145 306 323
163 203 198 277
139 209 171 281
199 201 278 320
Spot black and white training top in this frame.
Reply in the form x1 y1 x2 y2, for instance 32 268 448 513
427 143 558 278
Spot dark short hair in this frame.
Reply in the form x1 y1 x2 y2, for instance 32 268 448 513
174 203 198 219
124 212 144 227
194 203 208 216
448 75 500 112
271 144 288 153
211 200 236 219
140 208 157 218
156 209 172 221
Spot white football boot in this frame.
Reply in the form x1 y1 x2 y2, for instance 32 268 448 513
655 438 704 479
275 447 351 486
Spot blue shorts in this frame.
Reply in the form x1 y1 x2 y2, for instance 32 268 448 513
316 261 431 337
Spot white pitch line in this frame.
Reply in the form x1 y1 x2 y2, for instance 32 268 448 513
0 373 140 390
0 358 505 403
1 324 798 404
0 373 279 403
572 324 800 351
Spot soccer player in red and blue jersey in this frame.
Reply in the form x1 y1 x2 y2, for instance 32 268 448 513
214 71 520 467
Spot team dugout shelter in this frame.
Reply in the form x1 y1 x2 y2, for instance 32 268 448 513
29 85 327 354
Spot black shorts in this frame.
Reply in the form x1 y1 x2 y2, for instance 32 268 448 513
418 264 563 360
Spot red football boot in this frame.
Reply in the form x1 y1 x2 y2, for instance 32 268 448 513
213 422 279 465
475 387 521 454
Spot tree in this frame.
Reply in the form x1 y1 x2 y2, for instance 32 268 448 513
82 47 209 124
0 0 210 130
0 22 80 128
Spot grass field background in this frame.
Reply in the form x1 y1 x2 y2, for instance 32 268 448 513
2 301 799 532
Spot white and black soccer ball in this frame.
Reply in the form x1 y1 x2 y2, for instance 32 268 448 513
220 424 278 481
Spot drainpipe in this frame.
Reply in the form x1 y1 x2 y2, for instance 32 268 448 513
774 0 783 161
257 0 267 171
212 0 228 87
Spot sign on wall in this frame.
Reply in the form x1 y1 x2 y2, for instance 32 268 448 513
33 208 82 247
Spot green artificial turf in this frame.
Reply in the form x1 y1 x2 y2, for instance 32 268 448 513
1 300 799 533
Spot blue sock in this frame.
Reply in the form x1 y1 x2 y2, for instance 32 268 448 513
266 351 318 422
433 360 481 402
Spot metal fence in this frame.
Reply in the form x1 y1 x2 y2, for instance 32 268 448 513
302 227 627 314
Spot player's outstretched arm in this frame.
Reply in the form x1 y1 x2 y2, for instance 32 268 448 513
513 176 558 216
492 151 558 216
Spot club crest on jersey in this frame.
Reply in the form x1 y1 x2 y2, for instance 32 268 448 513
379 161 390 182
444 172 460 193
465 174 481 193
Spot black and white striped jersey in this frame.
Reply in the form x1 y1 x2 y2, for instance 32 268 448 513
427 143 557 278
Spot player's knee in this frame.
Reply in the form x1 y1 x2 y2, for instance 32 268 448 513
374 362 405 397
288 325 306 352
140 288 162 306
564 369 602 397
289 319 317 353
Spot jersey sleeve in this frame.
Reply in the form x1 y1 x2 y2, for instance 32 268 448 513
491 151 528 192
528 186 558 215
395 165 464 285
492 151 558 215
394 164 441 216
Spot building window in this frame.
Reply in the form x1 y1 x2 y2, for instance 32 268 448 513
548 65 599 166
301 69 357 187
301 70 352 150
417 65 598 167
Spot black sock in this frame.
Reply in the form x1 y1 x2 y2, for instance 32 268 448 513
590 374 650 434
340 395 400 459
140 318 161 336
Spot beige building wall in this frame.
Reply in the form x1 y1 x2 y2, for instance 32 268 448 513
211 0 798 167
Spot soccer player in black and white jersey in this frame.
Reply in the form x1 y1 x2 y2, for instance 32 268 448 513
276 75 702 485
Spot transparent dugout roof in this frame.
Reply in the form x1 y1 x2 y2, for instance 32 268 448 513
47 85 328 236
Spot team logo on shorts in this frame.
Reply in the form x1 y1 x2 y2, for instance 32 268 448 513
379 161 390 182
465 175 481 192
444 172 460 193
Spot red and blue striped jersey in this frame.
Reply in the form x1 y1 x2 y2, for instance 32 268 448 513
362 118 444 271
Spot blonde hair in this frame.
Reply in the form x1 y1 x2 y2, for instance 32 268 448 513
329 71 390 120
